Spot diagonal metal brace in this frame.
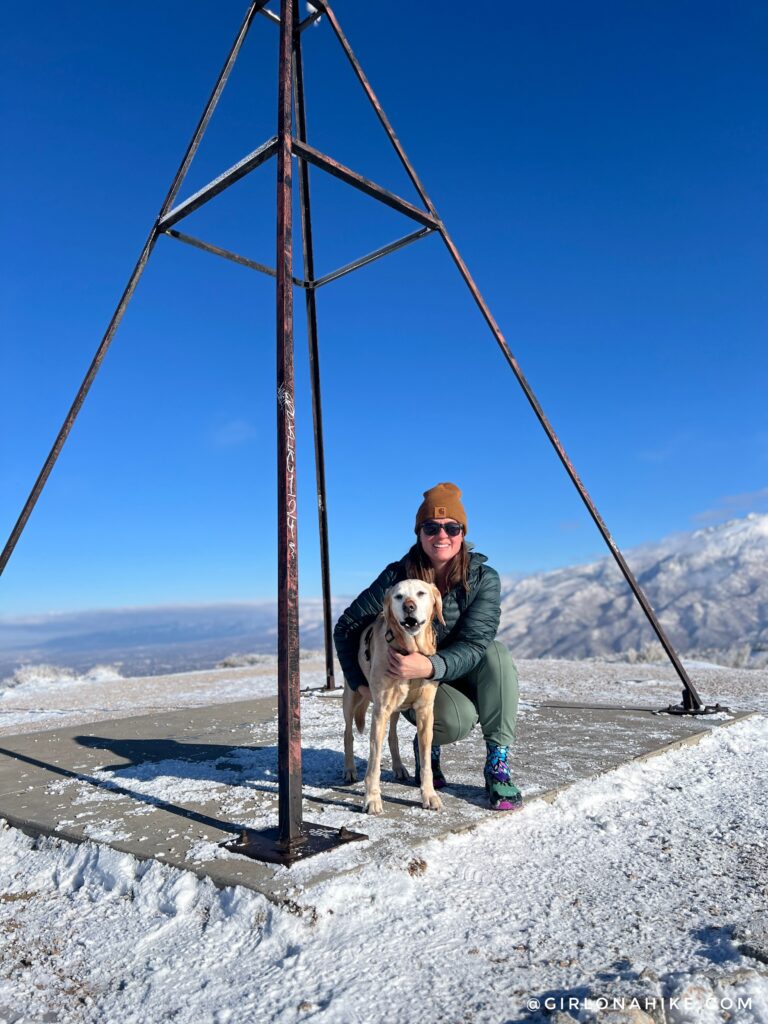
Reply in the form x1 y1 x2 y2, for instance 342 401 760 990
159 137 278 230
291 139 439 229
165 225 432 292
163 228 309 287
311 226 434 289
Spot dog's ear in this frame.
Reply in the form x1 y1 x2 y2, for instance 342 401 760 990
383 591 396 629
430 584 445 625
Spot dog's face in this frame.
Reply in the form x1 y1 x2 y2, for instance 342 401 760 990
383 579 444 636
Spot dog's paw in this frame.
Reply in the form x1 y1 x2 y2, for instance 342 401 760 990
343 767 358 784
362 795 383 815
421 791 443 811
392 763 410 782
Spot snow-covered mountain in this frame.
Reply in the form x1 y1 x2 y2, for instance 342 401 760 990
497 513 768 666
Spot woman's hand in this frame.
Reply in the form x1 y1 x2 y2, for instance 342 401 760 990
386 649 434 680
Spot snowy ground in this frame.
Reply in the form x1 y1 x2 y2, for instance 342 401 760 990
0 657 767 1023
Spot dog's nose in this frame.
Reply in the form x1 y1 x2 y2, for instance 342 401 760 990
403 599 416 612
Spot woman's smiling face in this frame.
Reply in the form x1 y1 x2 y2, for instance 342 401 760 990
419 518 464 569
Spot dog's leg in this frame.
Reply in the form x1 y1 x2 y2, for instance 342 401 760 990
343 685 358 783
363 703 390 814
387 711 409 781
415 703 442 811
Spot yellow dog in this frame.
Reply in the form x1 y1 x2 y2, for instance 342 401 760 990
343 579 445 815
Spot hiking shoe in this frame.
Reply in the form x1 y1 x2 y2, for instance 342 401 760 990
413 734 447 789
484 742 523 811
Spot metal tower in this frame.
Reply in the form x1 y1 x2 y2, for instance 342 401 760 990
2 0 727 864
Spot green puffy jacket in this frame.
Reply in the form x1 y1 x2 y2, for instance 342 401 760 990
333 550 502 691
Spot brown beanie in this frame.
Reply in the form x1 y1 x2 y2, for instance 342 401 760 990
414 482 467 533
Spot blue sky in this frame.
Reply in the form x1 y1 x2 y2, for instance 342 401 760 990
2 1 766 615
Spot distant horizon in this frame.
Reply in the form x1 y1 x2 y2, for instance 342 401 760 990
2 505 765 683
3 510 764 620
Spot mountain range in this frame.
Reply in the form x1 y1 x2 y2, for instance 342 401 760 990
496 513 768 666
1 514 766 678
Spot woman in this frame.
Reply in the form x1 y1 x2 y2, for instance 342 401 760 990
334 482 522 811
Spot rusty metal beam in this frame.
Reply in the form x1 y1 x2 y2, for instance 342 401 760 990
275 0 304 847
312 226 434 289
291 138 439 229
293 33 335 691
159 137 278 230
0 0 267 578
163 228 307 286
224 1 367 862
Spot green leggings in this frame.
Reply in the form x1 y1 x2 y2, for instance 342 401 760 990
406 640 519 747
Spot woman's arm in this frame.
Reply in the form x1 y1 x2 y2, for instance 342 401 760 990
333 561 401 690
427 566 501 682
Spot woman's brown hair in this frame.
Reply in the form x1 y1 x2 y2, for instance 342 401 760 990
403 536 471 595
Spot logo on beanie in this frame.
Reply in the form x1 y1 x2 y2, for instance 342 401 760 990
433 506 447 517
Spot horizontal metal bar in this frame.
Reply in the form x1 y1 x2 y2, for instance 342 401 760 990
291 139 439 229
164 228 307 286
259 6 281 23
312 226 434 289
159 136 278 230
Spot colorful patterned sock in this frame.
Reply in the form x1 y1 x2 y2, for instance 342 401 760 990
484 742 523 811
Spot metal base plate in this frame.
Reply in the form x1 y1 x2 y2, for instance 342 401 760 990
664 701 731 716
221 822 368 865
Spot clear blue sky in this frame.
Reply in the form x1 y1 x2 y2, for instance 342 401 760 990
2 1 766 615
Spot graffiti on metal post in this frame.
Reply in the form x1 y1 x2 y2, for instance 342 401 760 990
278 383 298 558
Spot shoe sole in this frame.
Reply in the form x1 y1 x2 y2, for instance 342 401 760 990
489 798 524 812
485 778 523 812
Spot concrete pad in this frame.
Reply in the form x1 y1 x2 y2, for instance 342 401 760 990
0 690 755 903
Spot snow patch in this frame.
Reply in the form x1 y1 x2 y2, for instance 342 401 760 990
1 662 124 697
